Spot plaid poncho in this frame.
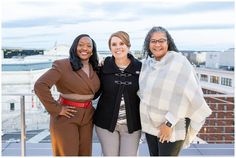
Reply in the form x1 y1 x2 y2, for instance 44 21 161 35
138 51 212 148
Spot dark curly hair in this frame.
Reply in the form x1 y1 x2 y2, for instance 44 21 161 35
69 34 99 71
142 26 178 58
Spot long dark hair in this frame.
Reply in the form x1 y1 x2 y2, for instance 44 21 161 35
142 26 178 58
69 34 99 71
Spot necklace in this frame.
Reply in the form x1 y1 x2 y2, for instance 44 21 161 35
115 59 130 68
118 65 128 69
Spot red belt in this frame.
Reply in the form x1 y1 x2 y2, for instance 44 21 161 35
59 96 92 108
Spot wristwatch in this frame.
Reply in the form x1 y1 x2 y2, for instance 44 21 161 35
165 121 172 128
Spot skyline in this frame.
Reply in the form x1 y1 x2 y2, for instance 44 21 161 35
2 0 235 51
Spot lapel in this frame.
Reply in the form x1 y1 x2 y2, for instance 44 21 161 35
75 64 97 94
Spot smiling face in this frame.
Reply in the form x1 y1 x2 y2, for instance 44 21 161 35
149 32 168 61
76 36 93 61
110 36 129 59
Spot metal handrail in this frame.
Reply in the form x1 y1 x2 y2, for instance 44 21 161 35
20 96 26 156
1 93 234 156
2 93 56 156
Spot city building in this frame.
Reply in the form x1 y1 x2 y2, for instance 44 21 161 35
1 46 234 156
194 48 234 144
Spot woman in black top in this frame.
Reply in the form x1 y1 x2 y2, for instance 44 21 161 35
94 31 141 156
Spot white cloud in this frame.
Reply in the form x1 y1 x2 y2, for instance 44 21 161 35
1 0 235 50
2 0 83 22
173 29 234 51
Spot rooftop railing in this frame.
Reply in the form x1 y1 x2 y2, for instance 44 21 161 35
1 93 234 156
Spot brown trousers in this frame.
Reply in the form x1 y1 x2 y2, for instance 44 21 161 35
50 106 94 156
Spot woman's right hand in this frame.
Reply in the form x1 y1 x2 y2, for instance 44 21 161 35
59 106 77 118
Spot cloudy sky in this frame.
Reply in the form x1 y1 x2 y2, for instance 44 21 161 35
2 0 235 51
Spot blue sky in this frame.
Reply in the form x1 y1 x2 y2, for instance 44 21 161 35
1 0 235 51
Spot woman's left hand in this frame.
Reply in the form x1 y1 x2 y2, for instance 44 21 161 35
159 123 173 143
98 59 104 66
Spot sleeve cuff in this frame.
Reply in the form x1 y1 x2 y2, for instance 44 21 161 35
49 102 62 117
165 112 179 126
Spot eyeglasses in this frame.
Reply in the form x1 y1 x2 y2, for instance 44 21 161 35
150 38 167 44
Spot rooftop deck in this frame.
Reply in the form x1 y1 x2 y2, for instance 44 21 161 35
1 93 234 156
2 142 234 156
2 128 234 156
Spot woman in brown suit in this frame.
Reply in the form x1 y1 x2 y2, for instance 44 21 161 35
34 34 100 156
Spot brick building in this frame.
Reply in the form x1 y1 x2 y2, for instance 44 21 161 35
195 68 234 144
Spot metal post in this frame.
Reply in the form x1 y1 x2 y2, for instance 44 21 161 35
20 95 26 156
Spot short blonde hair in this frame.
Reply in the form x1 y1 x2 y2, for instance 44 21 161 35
108 31 131 50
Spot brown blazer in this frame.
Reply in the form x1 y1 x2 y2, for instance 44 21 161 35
34 58 100 117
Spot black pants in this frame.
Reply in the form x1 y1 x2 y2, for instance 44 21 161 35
146 118 190 156
146 133 184 156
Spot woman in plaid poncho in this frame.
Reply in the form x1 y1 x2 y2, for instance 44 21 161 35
138 26 212 156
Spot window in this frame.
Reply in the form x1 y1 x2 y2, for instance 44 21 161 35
221 77 232 87
210 76 219 84
223 105 227 111
10 103 15 111
222 136 225 141
200 74 208 82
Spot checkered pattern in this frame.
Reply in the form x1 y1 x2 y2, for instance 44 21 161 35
138 51 212 148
